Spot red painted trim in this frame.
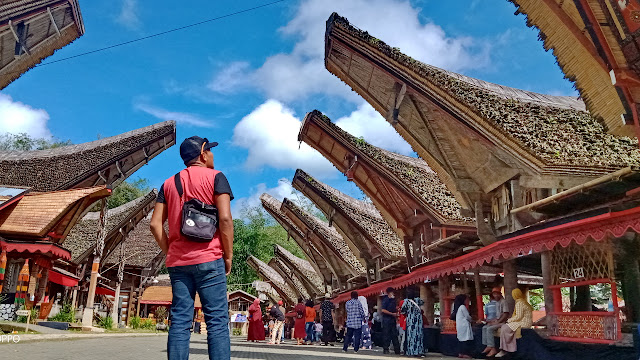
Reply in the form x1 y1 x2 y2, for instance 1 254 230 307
48 269 79 287
139 300 172 305
549 311 616 317
549 278 612 289
0 239 71 260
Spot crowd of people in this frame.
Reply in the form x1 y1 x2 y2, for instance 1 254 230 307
242 286 534 359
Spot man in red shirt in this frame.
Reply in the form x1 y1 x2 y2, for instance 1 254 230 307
150 136 234 360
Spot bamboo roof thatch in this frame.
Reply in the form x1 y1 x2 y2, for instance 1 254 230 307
260 193 333 287
325 13 640 209
0 121 176 192
63 190 157 265
253 280 281 304
1 0 85 89
247 255 296 305
103 216 165 272
273 244 325 296
300 110 474 231
280 198 366 277
507 0 638 137
292 169 405 261
0 186 110 242
269 257 310 300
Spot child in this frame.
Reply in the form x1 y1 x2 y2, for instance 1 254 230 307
452 294 473 359
314 320 323 344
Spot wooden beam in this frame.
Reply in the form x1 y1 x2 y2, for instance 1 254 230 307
422 232 463 253
47 7 61 36
8 20 31 56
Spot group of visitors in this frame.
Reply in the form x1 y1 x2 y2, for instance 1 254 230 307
453 288 534 359
248 283 534 359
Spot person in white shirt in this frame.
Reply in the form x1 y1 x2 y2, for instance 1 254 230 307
452 294 473 359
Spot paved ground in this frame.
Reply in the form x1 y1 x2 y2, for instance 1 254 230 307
0 335 459 359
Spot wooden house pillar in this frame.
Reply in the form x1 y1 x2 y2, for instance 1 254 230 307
474 269 484 321
420 283 434 326
438 276 450 318
618 234 640 322
503 260 518 314
540 251 555 324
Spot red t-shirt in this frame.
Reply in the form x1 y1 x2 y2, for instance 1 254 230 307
158 166 233 267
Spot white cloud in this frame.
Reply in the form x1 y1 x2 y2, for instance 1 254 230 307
232 178 294 218
134 102 214 128
334 103 413 155
231 99 336 176
0 94 51 138
209 0 490 102
207 61 251 94
116 0 140 29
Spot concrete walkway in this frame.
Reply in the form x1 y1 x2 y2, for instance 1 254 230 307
0 321 67 334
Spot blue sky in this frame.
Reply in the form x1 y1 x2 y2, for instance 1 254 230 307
0 0 576 217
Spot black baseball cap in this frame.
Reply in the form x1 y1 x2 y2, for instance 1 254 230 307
179 136 218 165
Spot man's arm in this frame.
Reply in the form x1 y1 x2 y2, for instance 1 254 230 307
150 202 169 254
216 193 234 275
381 309 397 317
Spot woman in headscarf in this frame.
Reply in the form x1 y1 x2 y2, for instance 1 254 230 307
247 298 265 342
495 289 533 358
294 298 307 345
358 296 372 349
401 287 425 356
452 294 473 359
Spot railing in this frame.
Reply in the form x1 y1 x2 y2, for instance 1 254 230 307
548 311 620 344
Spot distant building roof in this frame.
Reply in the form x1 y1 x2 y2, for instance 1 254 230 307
0 121 176 192
273 244 324 295
63 190 157 264
247 255 296 304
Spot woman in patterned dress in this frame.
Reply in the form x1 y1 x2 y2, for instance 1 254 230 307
495 289 533 358
400 288 425 356
358 296 372 349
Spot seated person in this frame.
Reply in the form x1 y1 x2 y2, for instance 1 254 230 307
482 287 509 357
496 289 533 358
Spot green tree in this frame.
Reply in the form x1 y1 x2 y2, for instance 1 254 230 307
228 205 306 291
107 178 151 209
0 132 71 151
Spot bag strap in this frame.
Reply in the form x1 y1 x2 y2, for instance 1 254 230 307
408 299 419 309
173 173 183 198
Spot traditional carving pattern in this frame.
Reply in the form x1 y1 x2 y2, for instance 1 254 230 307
548 313 618 341
441 318 457 334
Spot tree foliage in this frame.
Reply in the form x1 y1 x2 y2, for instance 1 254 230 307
0 132 71 151
228 205 306 289
107 178 150 209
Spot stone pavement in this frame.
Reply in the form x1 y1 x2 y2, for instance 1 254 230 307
0 335 460 360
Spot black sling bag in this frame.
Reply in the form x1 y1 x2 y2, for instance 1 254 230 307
174 172 219 242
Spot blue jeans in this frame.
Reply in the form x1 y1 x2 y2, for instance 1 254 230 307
168 258 229 360
305 322 315 342
343 327 362 352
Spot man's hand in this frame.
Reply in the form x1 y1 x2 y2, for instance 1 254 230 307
224 257 232 276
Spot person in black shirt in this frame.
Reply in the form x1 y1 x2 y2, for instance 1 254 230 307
381 287 400 354
268 301 285 344
320 293 336 346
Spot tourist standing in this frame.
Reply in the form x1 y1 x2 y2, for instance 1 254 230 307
358 296 372 350
452 294 473 359
343 291 366 353
305 300 316 344
482 288 509 357
268 301 285 345
294 298 306 345
320 293 336 346
495 289 533 358
401 288 425 356
381 287 401 355
247 298 265 342
151 136 234 360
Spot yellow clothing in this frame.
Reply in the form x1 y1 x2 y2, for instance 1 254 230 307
506 290 533 333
